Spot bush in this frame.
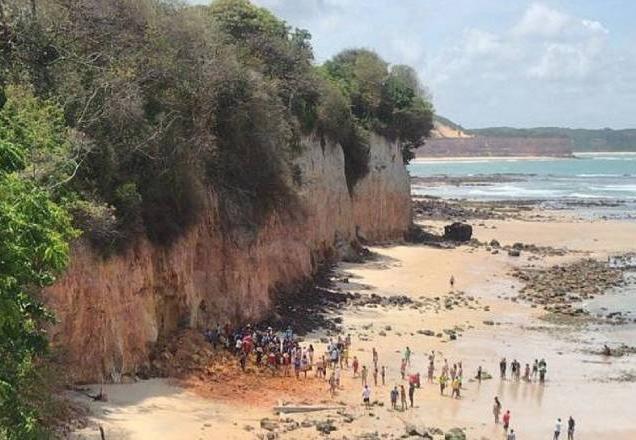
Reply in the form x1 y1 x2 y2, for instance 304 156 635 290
322 50 434 166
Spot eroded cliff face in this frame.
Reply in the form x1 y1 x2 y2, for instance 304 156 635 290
45 135 411 382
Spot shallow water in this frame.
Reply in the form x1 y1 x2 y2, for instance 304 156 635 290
409 153 636 217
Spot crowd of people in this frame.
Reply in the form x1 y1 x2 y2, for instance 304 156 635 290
497 357 549 383
204 322 575 438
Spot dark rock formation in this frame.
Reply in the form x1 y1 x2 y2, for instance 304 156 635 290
443 222 472 242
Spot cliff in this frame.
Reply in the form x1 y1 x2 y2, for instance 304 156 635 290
416 136 573 157
44 134 411 383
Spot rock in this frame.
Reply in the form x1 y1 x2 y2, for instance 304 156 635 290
489 239 500 247
443 222 473 242
266 433 277 440
508 249 521 257
385 325 392 331
512 242 524 250
405 424 420 436
404 424 435 439
315 420 337 434
483 320 494 325
260 418 279 432
444 428 466 440
417 329 436 336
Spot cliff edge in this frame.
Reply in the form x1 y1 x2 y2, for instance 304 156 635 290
44 134 411 383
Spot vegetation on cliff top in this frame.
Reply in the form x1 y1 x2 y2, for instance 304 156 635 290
0 1 433 434
2 0 433 250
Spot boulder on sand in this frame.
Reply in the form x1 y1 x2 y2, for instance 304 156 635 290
443 223 472 242
444 427 466 440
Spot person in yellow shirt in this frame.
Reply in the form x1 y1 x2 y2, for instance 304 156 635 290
439 374 448 395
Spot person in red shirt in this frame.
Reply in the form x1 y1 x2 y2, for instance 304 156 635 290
267 352 277 376
503 410 511 433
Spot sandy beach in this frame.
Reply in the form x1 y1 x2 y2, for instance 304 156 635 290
69 215 636 440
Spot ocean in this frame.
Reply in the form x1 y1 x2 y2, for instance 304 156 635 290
409 152 636 218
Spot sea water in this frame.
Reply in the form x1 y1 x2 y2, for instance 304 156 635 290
409 152 636 340
409 152 636 218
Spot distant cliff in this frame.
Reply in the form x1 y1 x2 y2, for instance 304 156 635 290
416 136 573 157
467 127 636 152
44 134 411 383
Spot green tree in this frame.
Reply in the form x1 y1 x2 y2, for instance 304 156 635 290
323 49 434 165
0 86 78 439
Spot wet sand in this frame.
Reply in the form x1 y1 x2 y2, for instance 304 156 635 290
70 217 636 439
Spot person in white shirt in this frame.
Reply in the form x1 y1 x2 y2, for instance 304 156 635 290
554 418 562 440
362 385 371 408
507 429 516 440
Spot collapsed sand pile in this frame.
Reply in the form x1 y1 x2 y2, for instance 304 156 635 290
146 330 329 407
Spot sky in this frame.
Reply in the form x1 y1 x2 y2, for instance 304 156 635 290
190 1 636 129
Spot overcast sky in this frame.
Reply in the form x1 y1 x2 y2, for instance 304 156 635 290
191 1 636 129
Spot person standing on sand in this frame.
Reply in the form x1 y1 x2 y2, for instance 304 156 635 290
404 346 412 365
502 410 511 433
532 359 539 380
362 385 371 408
390 386 398 410
372 347 379 370
361 365 368 386
567 416 575 440
493 397 502 424
500 357 507 379
308 344 314 365
450 275 455 289
342 344 349 368
408 383 415 408
451 377 461 398
507 429 516 440
381 366 386 385
428 361 435 383
373 366 378 386
400 385 407 411
268 351 277 376
439 374 448 395
294 354 301 379
239 351 247 371
335 365 341 387
539 358 547 383
352 356 359 377
328 372 336 397
315 356 323 378
554 418 562 440
476 365 483 382
301 354 309 378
